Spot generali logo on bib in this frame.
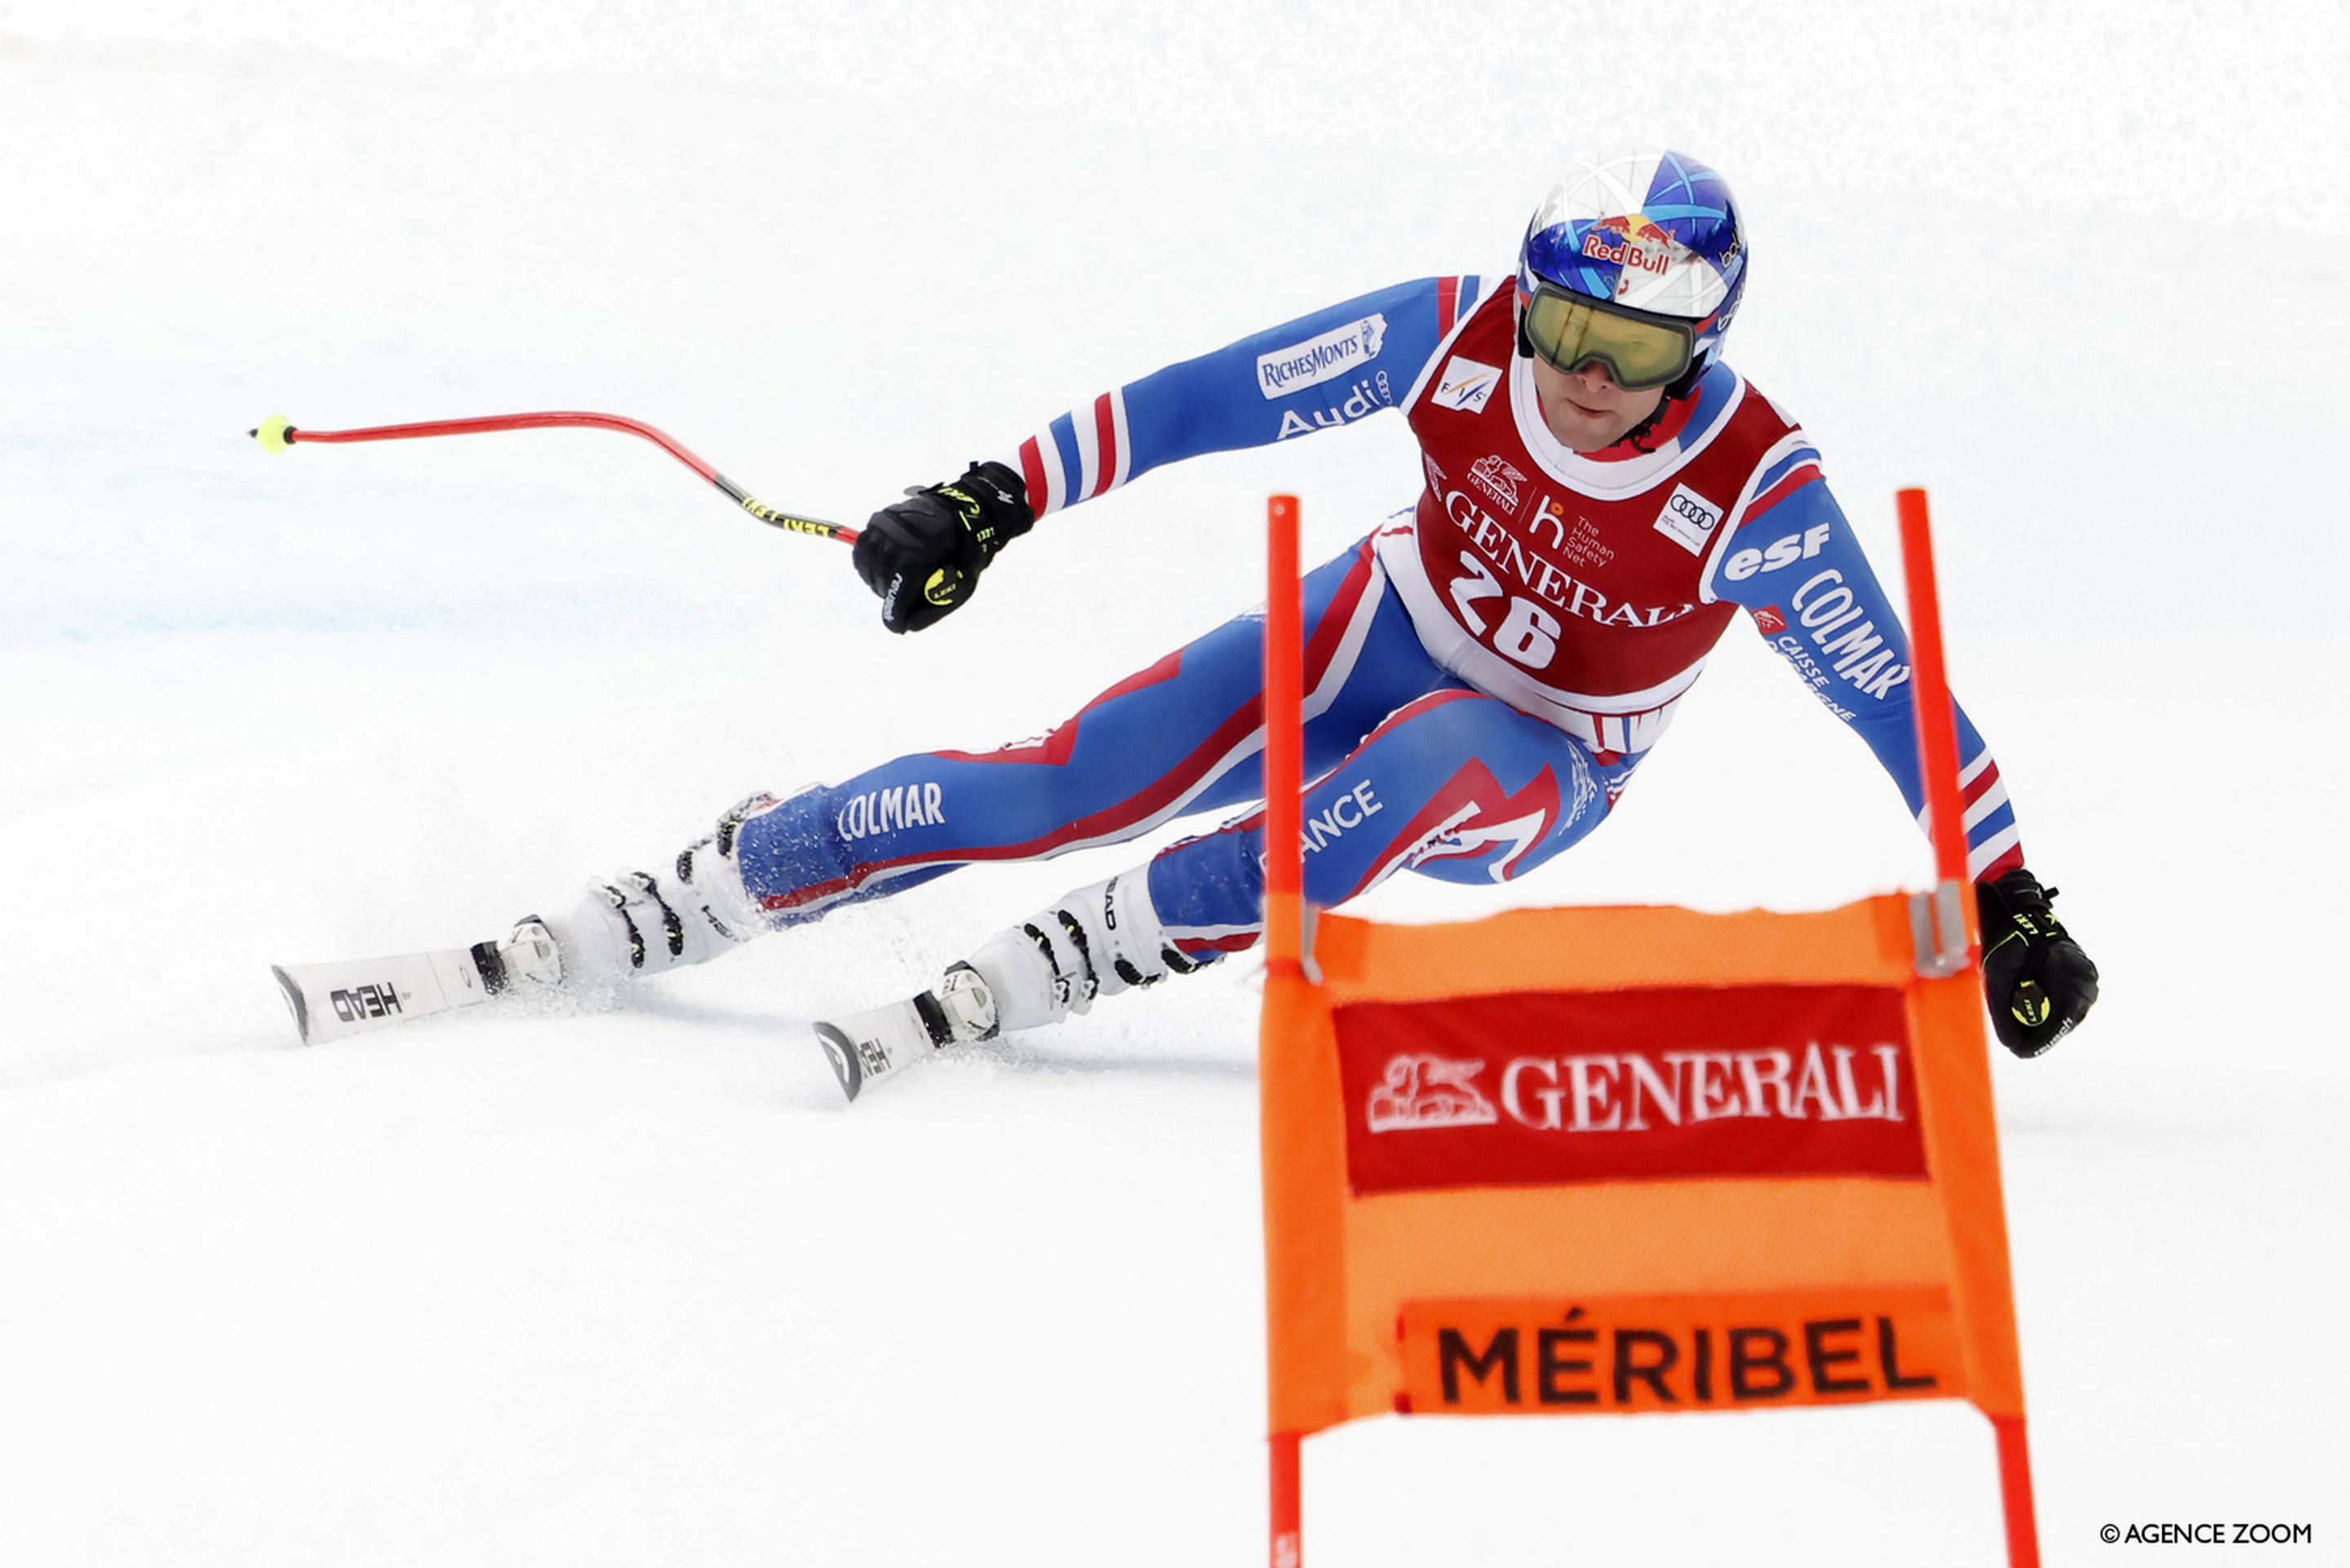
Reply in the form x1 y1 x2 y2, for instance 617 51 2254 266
1332 985 1927 1194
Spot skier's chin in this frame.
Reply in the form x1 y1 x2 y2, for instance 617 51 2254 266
1542 395 1638 451
1531 363 1660 451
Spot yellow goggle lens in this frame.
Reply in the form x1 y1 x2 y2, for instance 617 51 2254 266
1522 289 1694 391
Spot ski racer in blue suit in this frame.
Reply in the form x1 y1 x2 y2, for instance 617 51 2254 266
538 148 2098 1087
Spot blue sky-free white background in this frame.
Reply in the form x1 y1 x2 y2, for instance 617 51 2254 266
3 4 2344 1563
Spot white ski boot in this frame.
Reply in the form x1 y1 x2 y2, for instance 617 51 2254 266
809 871 1206 1101
963 870 1206 1033
269 795 784 1046
545 792 782 986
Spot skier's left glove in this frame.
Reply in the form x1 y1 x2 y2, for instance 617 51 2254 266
1975 867 2099 1058
854 460 1034 634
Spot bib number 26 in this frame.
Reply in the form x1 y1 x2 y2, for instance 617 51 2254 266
1446 551 1560 667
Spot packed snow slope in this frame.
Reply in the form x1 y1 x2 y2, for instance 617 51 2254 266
3 4 2345 1563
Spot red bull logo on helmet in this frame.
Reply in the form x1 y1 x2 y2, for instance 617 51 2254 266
1580 213 1677 281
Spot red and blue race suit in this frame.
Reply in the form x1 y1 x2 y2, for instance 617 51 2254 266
732 276 2025 956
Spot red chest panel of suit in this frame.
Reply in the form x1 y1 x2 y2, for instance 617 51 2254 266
1401 289 1786 704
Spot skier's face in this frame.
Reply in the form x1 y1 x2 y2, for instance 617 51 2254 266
1529 355 1666 451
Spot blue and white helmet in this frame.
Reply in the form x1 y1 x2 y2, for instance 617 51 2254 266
1516 147 1749 388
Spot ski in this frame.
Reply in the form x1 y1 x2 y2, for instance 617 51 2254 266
270 922 558 1045
811 965 997 1102
275 920 984 1105
811 994 950 1102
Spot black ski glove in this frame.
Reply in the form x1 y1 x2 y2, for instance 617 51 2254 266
854 461 1034 634
1975 867 2099 1058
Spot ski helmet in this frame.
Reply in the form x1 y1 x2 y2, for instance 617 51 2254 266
1514 148 1748 396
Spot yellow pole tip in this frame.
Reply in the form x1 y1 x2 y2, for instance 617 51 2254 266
253 415 295 452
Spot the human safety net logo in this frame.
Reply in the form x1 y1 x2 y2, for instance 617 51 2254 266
1333 984 1927 1194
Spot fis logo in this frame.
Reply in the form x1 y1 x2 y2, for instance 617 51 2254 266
1430 357 1501 414
329 981 403 1023
1653 484 1724 555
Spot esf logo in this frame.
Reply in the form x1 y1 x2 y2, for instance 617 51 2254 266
330 982 403 1022
1722 522 1833 582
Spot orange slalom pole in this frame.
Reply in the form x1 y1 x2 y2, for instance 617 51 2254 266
1264 494 1306 974
1269 1430 1302 1568
1895 488 1972 900
1993 1415 2041 1568
1262 494 1306 1568
1896 487 2038 1567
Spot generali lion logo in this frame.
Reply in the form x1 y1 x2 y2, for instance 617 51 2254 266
1467 454 1528 514
1368 1054 1498 1133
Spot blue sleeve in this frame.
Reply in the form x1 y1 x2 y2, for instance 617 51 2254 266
995 274 1493 517
1706 466 2026 880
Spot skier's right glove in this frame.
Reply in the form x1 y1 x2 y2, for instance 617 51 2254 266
854 460 1034 634
1975 867 2099 1058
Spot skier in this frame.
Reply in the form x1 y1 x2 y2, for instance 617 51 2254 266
485 147 2100 1096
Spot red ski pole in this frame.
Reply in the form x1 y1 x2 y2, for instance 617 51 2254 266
249 410 859 545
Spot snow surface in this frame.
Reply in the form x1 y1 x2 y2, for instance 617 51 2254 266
3 3 2347 1563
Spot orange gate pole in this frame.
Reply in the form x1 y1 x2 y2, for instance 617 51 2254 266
1265 494 1305 975
1897 486 2039 1568
1262 494 1307 1568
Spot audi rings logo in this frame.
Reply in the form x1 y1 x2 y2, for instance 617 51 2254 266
1653 483 1723 555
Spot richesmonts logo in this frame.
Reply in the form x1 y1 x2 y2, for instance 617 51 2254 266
1256 313 1388 399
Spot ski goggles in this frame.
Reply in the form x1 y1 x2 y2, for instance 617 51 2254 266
1520 284 1696 391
